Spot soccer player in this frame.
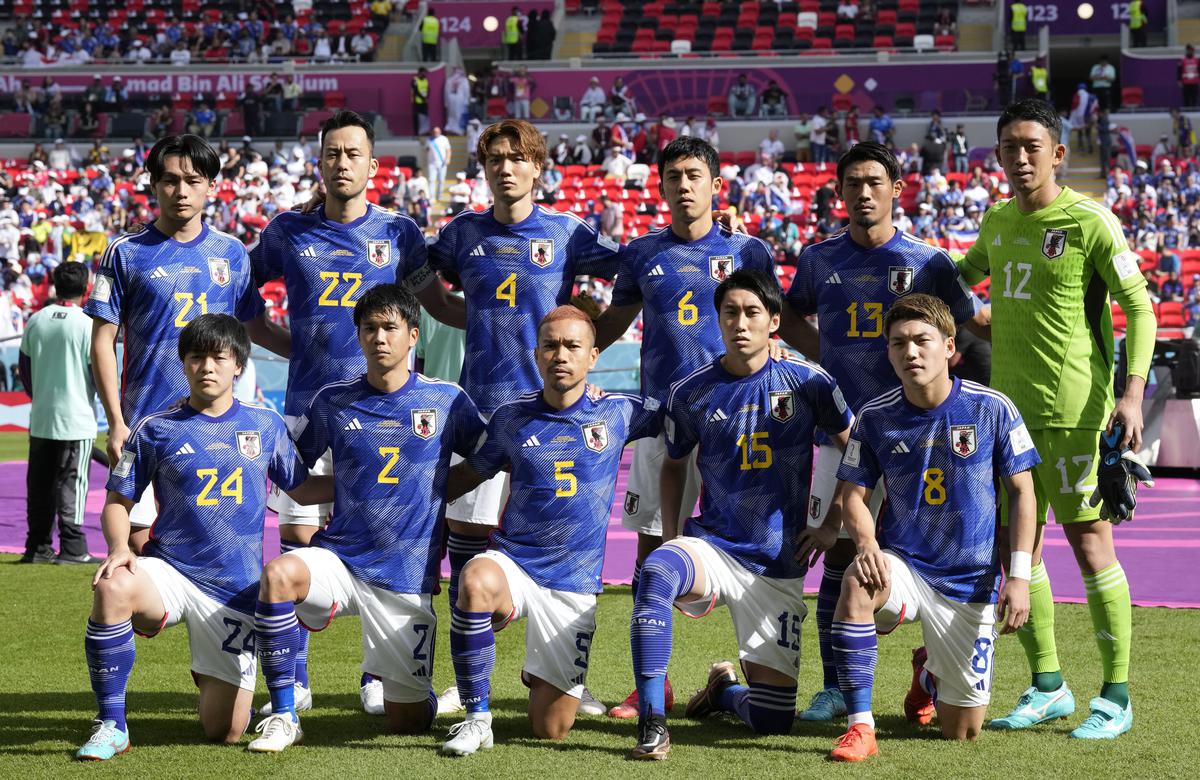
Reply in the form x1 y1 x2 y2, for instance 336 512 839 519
246 284 484 752
251 109 461 716
827 295 1039 761
86 135 274 554
957 99 1155 739
74 314 328 761
438 306 661 756
591 136 776 718
776 141 984 724
627 269 853 760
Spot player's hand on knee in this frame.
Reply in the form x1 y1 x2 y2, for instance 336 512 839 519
795 525 837 569
853 544 889 591
997 577 1029 634
93 548 137 587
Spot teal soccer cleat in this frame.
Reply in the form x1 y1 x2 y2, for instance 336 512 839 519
1070 697 1132 739
987 683 1075 730
798 687 847 721
75 719 130 761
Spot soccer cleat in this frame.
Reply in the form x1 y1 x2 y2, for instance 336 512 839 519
830 723 878 762
629 715 670 760
684 661 738 719
55 553 101 565
75 719 130 761
578 687 607 716
246 714 302 753
437 686 465 715
608 678 675 719
258 683 313 716
441 716 494 756
360 677 385 716
798 687 847 721
1070 697 1132 740
903 647 936 725
987 683 1075 730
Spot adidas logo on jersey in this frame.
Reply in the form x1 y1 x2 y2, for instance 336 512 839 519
300 246 318 258
344 418 364 431
470 245 486 257
174 443 196 456
522 435 541 448
648 264 664 276
891 441 910 454
992 234 1002 247
708 408 728 422
149 266 169 280
825 273 842 284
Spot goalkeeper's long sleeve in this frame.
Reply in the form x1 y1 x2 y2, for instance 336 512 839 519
1112 285 1156 382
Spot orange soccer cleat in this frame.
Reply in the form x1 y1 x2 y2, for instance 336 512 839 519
904 646 936 725
830 723 878 762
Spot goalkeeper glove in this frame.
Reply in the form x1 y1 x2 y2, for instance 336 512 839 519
1087 423 1154 523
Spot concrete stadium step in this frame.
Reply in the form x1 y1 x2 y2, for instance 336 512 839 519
556 29 598 59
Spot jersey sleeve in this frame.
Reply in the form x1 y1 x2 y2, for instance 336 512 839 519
568 220 622 279
626 395 663 442
1083 202 1146 297
106 418 156 502
609 246 643 307
992 396 1042 478
396 217 433 289
803 365 854 437
466 406 511 480
233 242 266 321
450 386 487 457
959 207 993 284
267 414 308 491
785 245 817 315
743 236 777 276
663 386 699 459
931 249 983 324
291 389 332 468
249 217 289 286
84 238 126 325
426 219 459 274
836 414 882 488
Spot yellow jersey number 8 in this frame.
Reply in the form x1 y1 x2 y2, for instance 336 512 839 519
922 468 946 505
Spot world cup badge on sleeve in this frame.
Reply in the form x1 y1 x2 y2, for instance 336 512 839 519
530 238 554 267
207 257 231 287
412 409 437 439
236 430 262 459
888 266 914 295
367 239 391 268
950 424 977 458
582 421 609 452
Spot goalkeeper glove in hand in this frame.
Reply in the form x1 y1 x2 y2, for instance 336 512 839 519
1088 423 1154 523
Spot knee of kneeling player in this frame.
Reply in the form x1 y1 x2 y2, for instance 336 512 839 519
202 718 245 744
260 556 301 599
531 719 572 741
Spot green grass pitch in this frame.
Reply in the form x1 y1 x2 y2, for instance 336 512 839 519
1 558 1196 778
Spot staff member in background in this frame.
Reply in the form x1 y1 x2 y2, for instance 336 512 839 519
421 9 440 62
1179 44 1199 108
19 262 99 565
504 7 523 60
1128 0 1147 48
1009 1 1027 51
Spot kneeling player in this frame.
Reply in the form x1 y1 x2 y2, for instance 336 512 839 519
439 306 661 756
76 315 326 760
247 284 486 752
627 269 854 760
828 295 1039 762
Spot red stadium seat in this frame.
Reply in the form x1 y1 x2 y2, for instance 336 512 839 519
323 91 346 109
934 34 956 49
707 96 728 115
1158 301 1184 328
1121 86 1144 109
873 35 894 48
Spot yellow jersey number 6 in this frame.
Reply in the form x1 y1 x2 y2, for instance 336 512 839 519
677 291 699 325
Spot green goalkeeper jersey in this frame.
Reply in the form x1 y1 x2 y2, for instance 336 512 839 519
960 187 1146 431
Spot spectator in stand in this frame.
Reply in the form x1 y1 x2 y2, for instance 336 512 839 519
813 176 837 220
934 7 957 37
1069 83 1098 155
700 115 720 150
810 106 830 163
426 126 451 200
744 151 776 187
188 103 216 138
728 73 757 118
240 86 264 138
509 65 534 119
920 131 947 176
42 99 66 139
412 66 431 136
151 104 173 139
1162 270 1185 301
600 194 624 241
1089 53 1116 111
951 124 970 173
601 145 632 183
926 110 947 143
844 104 861 149
103 77 127 112
551 133 572 166
1142 270 1161 302
170 40 191 66
760 129 785 160
653 115 677 158
608 76 634 118
580 77 607 122
760 80 787 117
1171 107 1194 154
1185 288 1200 328
444 67 470 135
1188 272 1200 300
262 73 285 112
527 9 556 60
571 133 593 165
125 39 151 64
837 1 859 21
538 158 562 205
793 112 812 162
869 106 895 147
448 171 472 213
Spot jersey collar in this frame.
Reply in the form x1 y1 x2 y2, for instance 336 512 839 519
901 375 961 417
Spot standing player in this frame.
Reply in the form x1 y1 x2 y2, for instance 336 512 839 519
246 284 484 752
776 141 984 724
251 110 462 716
438 306 661 756
74 315 327 761
957 99 1155 739
591 136 776 719
86 135 275 555
828 295 1039 761
627 269 853 760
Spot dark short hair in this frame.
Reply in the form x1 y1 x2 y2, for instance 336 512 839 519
996 98 1063 143
836 141 901 185
658 135 720 179
178 313 250 367
714 268 782 317
146 134 220 183
320 109 376 152
353 282 421 330
53 261 89 299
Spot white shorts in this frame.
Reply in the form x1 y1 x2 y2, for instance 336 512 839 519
269 449 333 526
673 537 806 679
445 452 509 526
620 433 702 536
128 485 157 529
480 550 597 699
808 443 885 539
136 556 257 691
289 547 436 704
873 550 997 708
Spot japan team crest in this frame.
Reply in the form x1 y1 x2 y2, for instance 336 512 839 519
888 266 914 295
1042 228 1068 259
207 257 231 287
950 425 977 458
412 409 437 439
624 492 640 515
366 239 391 268
809 495 822 520
582 421 609 452
236 430 261 459
709 255 734 282
530 238 554 267
769 391 795 422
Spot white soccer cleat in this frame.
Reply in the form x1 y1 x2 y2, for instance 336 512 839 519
578 687 607 716
246 714 302 753
437 685 465 715
360 678 385 716
441 714 494 756
258 683 312 716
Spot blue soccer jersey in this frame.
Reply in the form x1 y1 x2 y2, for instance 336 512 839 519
427 206 622 413
293 373 485 594
85 223 264 426
249 204 428 420
837 378 1042 603
786 229 981 413
665 357 853 579
467 391 660 593
108 400 307 614
610 223 776 401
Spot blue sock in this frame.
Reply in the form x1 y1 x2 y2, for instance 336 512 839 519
361 672 376 686
447 532 489 608
255 599 301 718
423 688 438 730
817 562 845 690
719 682 797 735
85 619 135 732
279 540 311 689
450 606 494 713
833 621 877 719
630 545 694 719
